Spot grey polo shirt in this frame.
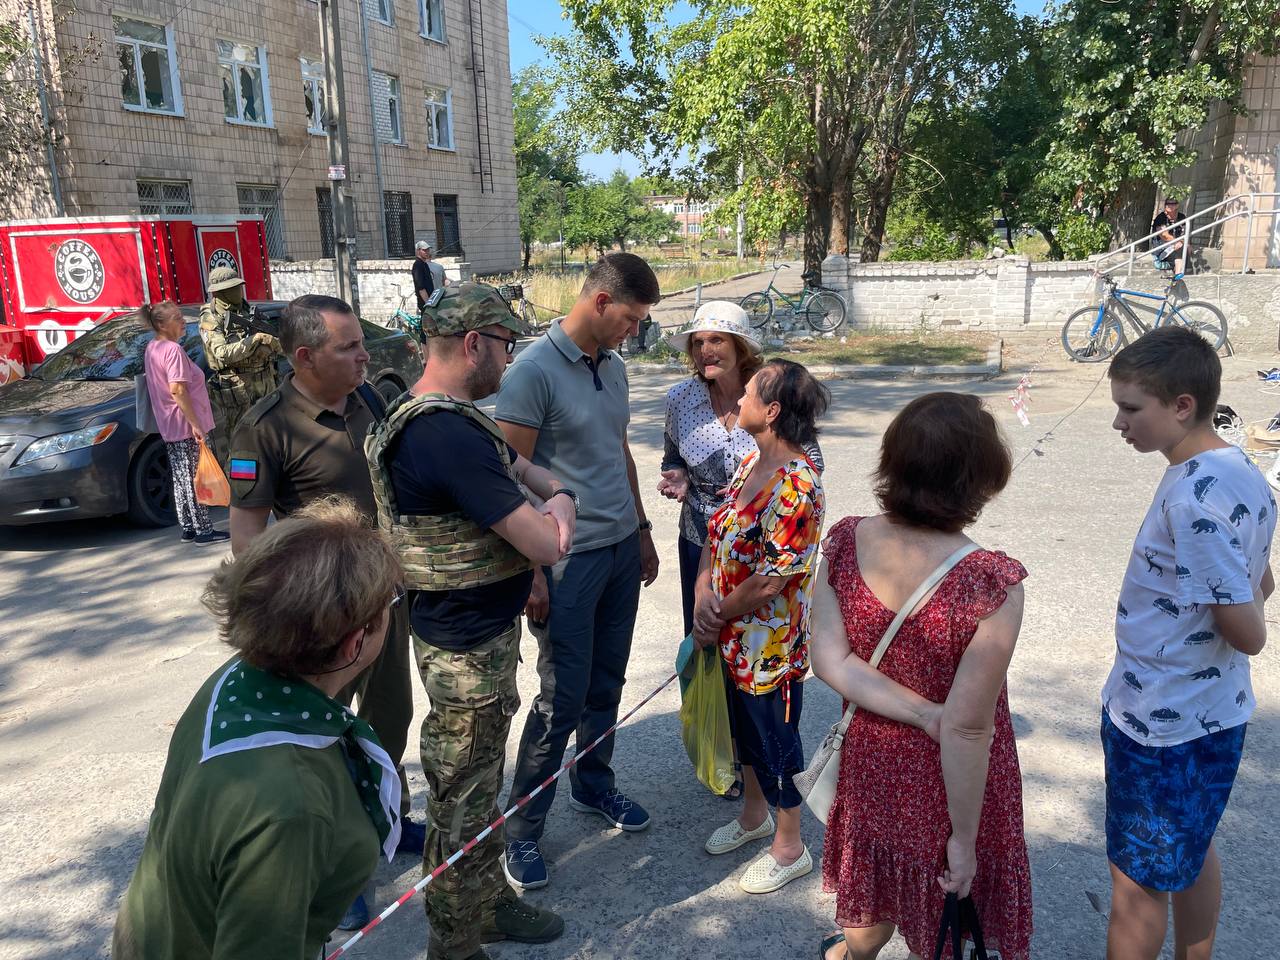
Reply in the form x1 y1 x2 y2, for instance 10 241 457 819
495 318 637 554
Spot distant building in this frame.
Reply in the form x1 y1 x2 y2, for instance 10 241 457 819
3 0 519 273
642 194 731 241
1172 54 1279 271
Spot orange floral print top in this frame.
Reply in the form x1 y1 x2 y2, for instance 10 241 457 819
707 452 825 695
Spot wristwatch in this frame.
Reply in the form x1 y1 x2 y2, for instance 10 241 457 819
638 520 653 532
550 487 580 512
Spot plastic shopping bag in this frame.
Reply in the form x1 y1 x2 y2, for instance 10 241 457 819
194 439 231 507
678 644 736 796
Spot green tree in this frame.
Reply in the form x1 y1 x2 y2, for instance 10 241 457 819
513 66 583 269
562 172 678 257
1042 0 1280 244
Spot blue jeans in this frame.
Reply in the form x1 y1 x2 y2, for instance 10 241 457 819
504 533 642 840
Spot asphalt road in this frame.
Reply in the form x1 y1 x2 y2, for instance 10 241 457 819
1 348 1278 960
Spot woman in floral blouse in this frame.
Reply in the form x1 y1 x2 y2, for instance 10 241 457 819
693 358 828 895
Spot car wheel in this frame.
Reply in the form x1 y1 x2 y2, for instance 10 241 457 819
127 436 176 527
376 377 405 406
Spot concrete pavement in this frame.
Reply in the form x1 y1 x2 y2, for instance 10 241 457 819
1 350 1278 960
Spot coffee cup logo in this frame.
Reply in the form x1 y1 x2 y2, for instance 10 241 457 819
208 248 239 273
54 239 106 304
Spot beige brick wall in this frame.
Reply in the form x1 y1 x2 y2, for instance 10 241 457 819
1173 56 1280 271
1 0 518 273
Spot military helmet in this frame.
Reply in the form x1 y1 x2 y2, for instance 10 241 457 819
419 282 530 339
208 266 246 293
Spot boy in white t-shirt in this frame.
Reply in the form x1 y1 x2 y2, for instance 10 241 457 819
1104 326 1274 959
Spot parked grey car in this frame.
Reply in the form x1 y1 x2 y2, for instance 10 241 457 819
0 303 423 527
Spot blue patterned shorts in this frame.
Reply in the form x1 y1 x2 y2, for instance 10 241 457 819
1101 709 1246 892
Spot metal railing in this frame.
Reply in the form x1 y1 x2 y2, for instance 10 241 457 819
1093 192 1280 278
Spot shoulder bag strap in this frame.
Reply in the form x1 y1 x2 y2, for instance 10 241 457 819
830 541 981 739
356 381 388 422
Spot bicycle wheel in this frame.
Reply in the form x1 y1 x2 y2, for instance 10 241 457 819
740 292 774 329
1170 301 1228 352
805 290 847 333
1061 305 1125 362
519 300 539 332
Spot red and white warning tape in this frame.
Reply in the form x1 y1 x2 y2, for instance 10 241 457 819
325 670 680 960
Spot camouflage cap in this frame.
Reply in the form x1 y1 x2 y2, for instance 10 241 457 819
208 266 245 293
419 282 531 339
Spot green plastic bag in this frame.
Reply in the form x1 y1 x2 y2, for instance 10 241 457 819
679 644 736 796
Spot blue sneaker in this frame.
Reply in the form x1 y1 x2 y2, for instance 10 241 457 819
337 894 369 930
503 839 549 890
396 817 427 856
568 787 651 832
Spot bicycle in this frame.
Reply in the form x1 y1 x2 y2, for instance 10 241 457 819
497 281 547 333
740 263 848 333
1061 270 1228 362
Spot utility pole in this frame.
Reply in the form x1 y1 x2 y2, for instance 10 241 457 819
319 0 360 314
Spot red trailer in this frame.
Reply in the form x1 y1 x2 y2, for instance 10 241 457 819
0 215 272 383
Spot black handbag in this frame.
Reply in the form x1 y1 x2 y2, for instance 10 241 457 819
932 892 994 960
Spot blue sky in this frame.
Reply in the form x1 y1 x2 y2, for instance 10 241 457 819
508 1 1050 180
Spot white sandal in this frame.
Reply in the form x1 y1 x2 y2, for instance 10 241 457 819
738 845 813 894
704 813 774 855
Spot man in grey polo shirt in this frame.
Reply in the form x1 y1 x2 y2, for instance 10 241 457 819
495 253 661 889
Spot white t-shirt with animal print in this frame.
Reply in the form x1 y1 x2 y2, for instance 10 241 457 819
1104 445 1274 746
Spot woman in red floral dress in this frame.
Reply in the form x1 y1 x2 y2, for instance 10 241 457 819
811 392 1033 960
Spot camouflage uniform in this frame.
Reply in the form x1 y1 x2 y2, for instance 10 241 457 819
199 267 281 467
364 284 539 960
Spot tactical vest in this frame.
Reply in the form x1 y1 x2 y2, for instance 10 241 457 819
365 392 534 591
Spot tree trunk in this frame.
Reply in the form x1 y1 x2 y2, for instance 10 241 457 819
830 178 851 256
803 185 833 283
522 238 533 271
1106 179 1160 248
860 147 903 264
1035 223 1063 261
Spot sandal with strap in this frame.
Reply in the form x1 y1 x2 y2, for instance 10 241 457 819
819 932 846 960
723 760 743 800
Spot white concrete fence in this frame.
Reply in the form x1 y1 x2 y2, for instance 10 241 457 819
269 258 472 322
819 254 1280 350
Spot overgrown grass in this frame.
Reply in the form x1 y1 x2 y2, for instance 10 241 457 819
769 333 989 367
480 260 752 322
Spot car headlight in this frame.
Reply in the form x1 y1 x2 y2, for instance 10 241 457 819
14 422 118 466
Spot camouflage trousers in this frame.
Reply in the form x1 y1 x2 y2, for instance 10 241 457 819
416 621 521 960
207 365 277 468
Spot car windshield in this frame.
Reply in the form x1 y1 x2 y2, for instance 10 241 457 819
31 316 202 382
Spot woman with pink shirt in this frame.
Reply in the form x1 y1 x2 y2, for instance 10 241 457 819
141 302 229 546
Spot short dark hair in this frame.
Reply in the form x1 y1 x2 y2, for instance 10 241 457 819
755 359 829 446
1108 326 1220 423
874 392 1011 533
1165 197 1180 204
281 294 354 355
581 253 661 306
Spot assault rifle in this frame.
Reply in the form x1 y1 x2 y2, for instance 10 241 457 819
225 304 280 339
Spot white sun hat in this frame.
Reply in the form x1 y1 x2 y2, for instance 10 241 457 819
665 300 763 358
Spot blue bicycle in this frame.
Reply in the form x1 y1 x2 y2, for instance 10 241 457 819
1060 271 1227 362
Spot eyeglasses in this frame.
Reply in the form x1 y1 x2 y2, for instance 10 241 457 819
462 330 517 355
389 584 406 611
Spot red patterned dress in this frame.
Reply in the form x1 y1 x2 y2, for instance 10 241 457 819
820 517 1033 960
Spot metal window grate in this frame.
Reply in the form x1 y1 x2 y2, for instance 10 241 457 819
433 195 462 258
138 179 193 216
316 187 335 258
383 191 415 258
238 184 285 259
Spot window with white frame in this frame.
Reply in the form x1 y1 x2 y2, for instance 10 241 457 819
365 0 392 25
301 59 325 135
373 72 403 143
115 17 181 114
137 179 193 215
218 40 271 126
419 0 446 41
424 86 454 150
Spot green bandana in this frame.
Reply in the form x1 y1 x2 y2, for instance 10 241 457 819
200 659 402 859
